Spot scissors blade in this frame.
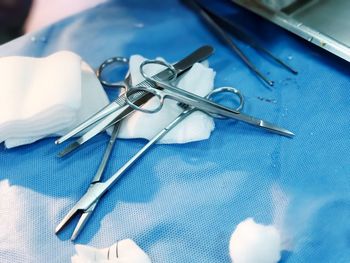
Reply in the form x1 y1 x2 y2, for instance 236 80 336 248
150 80 294 137
55 45 214 145
245 117 294 137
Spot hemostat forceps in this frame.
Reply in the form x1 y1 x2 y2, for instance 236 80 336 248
70 123 120 241
55 86 244 239
125 60 295 137
55 45 214 157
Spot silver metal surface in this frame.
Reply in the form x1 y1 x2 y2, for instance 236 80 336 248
70 123 120 241
55 45 215 147
57 90 152 157
232 0 350 62
126 60 294 137
55 46 216 237
55 88 244 238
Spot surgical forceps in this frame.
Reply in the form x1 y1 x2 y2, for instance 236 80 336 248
125 60 294 137
70 123 120 241
182 0 297 87
55 86 244 239
55 45 214 157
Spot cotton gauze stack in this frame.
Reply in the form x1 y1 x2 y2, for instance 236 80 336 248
117 55 216 144
229 218 281 263
71 239 151 263
0 51 109 148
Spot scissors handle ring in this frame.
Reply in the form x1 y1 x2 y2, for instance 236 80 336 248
207 87 244 118
125 86 164 114
124 59 177 114
97 56 129 87
140 60 177 83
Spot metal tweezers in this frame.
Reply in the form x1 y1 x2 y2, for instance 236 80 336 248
182 0 298 87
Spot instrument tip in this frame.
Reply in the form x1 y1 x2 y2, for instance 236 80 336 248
291 69 298 75
55 225 62 234
285 130 295 138
57 152 64 158
57 142 80 158
259 120 294 138
277 127 295 138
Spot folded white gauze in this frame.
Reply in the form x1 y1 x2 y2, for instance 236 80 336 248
71 239 151 263
117 55 215 144
0 51 109 148
229 218 281 263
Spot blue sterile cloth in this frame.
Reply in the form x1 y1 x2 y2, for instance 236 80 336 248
0 0 349 262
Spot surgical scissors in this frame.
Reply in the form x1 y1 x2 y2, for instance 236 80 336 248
55 86 244 239
125 60 294 137
55 45 215 157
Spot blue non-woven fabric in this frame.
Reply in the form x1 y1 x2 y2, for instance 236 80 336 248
0 0 349 262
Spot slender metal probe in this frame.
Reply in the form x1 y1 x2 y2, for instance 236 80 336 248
183 0 274 86
200 4 298 74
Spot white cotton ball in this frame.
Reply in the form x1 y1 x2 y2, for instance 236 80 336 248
229 218 281 263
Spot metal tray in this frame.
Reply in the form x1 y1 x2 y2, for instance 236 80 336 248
231 0 350 62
